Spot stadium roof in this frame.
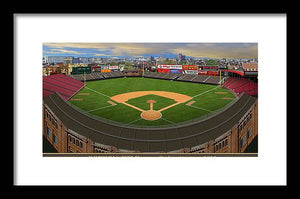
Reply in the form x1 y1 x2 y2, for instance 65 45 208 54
243 62 258 71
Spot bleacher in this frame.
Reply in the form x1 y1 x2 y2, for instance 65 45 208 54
43 74 85 100
205 76 222 84
177 74 197 81
143 71 224 85
192 75 210 83
69 71 125 82
222 77 258 96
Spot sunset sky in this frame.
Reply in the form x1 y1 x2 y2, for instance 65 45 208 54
43 43 258 59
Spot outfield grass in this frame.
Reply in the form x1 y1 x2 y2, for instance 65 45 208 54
70 77 236 127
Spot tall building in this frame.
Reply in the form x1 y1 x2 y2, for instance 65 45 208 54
47 56 73 64
43 56 48 64
64 57 74 65
178 53 186 61
148 56 154 62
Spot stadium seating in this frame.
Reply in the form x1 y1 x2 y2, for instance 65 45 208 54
43 74 85 100
222 77 258 96
68 71 123 81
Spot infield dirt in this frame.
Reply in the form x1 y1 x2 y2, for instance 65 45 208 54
110 91 192 120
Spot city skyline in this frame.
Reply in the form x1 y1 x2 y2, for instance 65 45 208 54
43 43 258 59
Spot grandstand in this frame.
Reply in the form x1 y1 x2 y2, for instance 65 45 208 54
222 77 258 96
43 74 85 100
65 70 257 97
66 70 227 86
43 70 258 154
69 71 124 82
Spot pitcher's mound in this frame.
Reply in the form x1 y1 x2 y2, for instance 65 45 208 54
141 110 162 121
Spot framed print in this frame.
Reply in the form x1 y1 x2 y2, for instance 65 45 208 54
14 13 287 186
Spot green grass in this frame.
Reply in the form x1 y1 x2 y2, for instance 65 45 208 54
69 77 236 127
126 94 176 111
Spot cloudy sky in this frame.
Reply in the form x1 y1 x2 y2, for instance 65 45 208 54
43 43 258 59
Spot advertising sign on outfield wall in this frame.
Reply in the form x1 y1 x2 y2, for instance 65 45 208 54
169 65 182 70
158 65 182 70
199 65 219 70
198 70 208 75
184 70 198 75
101 65 109 70
101 69 111 73
182 65 198 70
170 69 183 74
157 65 171 69
158 68 170 73
109 66 119 70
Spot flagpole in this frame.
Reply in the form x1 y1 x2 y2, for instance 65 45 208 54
220 69 222 87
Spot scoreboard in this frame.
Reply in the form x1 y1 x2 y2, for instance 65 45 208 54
71 66 91 75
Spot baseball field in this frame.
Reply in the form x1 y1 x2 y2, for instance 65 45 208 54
69 77 236 127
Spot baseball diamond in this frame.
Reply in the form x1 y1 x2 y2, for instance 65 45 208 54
68 78 237 127
43 71 258 154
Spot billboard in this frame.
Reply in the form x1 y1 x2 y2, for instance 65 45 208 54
207 71 220 76
199 65 219 70
157 65 170 69
170 69 183 74
157 65 182 69
91 66 101 72
182 65 198 70
101 69 111 73
109 65 119 70
158 68 170 73
184 70 198 75
198 71 208 75
169 65 182 70
71 66 92 75
101 65 109 70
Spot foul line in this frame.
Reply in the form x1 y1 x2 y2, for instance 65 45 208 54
158 102 181 112
189 105 213 113
160 117 174 124
192 86 219 98
85 86 111 98
86 104 115 113
127 118 143 124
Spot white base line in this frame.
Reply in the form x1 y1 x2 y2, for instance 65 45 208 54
189 105 213 113
85 86 111 98
192 86 219 98
160 117 174 124
86 104 115 113
127 118 142 124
